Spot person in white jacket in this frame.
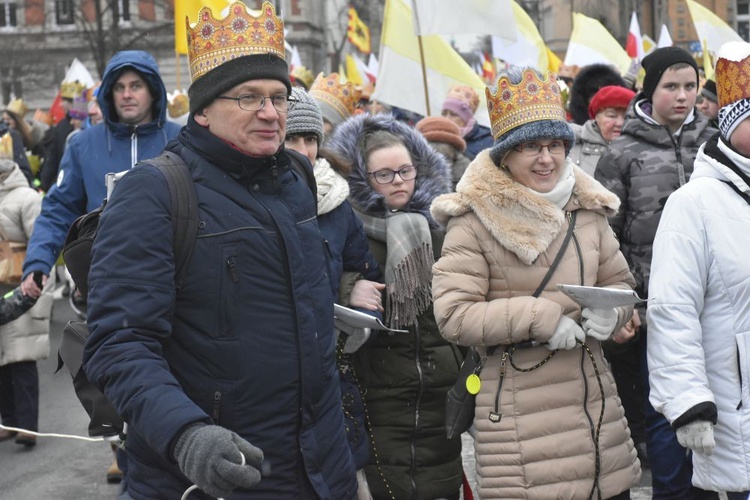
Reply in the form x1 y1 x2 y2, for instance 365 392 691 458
648 41 750 499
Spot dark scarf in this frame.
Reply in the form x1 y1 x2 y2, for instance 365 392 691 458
179 114 291 186
703 133 750 188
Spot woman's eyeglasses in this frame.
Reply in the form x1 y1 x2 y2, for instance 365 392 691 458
367 165 418 184
512 140 567 157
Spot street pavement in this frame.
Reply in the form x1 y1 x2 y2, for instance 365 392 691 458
0 289 670 499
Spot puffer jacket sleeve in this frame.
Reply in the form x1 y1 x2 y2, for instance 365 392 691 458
647 188 715 424
83 165 210 459
433 214 565 347
594 148 627 239
594 214 636 329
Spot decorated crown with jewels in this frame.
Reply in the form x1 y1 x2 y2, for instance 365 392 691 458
309 72 361 120
486 69 566 140
187 1 285 83
61 80 86 100
291 66 315 90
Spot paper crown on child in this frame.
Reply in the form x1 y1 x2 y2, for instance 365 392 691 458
61 80 86 100
0 133 12 160
486 69 566 140
6 98 27 118
167 89 190 118
309 72 361 127
186 1 285 83
290 66 315 90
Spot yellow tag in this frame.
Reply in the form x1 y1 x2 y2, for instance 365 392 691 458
465 374 481 395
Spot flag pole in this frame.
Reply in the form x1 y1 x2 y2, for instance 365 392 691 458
410 0 431 115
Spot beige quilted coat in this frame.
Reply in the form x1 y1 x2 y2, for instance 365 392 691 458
431 151 641 499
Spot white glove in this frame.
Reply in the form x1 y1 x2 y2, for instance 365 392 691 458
546 316 585 351
676 420 715 456
581 307 618 341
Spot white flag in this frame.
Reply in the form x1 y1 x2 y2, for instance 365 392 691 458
657 24 673 48
411 0 516 43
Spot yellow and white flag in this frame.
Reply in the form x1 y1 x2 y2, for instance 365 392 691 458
491 0 548 72
411 0 516 43
175 0 231 55
374 0 489 125
564 12 630 74
686 0 742 54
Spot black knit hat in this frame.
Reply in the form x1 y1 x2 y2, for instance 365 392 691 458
188 53 292 114
701 79 718 103
641 47 699 101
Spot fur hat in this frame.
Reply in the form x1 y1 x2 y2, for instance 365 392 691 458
487 67 575 165
588 85 636 119
568 64 627 125
641 46 698 101
286 87 324 145
700 79 717 103
416 116 466 152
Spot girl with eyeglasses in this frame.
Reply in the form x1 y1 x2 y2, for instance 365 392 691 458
326 113 465 500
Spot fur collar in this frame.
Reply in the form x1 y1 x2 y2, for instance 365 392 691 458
325 113 452 229
430 150 620 264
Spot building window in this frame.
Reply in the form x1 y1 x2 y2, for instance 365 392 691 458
120 0 130 22
0 2 17 28
738 0 750 41
56 0 74 25
739 0 749 16
739 20 750 41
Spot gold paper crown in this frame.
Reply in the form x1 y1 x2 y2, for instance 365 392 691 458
309 72 361 120
486 69 566 140
187 1 285 83
6 98 27 117
716 43 750 109
290 66 314 89
0 133 12 160
61 80 86 100
167 90 190 118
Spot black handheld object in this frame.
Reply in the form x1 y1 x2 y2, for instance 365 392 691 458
32 271 44 289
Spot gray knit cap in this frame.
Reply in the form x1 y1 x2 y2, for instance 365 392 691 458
286 87 324 144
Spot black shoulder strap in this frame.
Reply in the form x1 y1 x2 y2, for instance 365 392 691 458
148 152 198 290
722 180 750 206
286 148 318 208
532 210 577 298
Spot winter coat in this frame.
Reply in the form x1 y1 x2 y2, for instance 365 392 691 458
326 113 463 500
594 99 716 300
648 135 750 493
429 141 470 190
431 151 641 499
0 128 33 186
84 118 357 499
464 122 494 160
23 50 181 278
0 166 54 366
569 121 609 177
40 115 74 192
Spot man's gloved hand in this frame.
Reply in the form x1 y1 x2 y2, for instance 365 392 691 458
174 424 264 498
546 315 585 351
676 420 715 456
581 307 619 341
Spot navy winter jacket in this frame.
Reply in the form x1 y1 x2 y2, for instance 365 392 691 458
84 119 357 499
23 50 180 277
464 122 494 160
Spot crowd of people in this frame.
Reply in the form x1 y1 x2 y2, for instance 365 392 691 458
0 2 748 499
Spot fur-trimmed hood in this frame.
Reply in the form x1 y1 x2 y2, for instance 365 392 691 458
431 150 620 264
325 113 452 228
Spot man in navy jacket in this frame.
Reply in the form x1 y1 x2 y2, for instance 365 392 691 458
82 3 356 499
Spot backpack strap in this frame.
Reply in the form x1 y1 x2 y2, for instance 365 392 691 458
285 148 318 210
148 152 199 291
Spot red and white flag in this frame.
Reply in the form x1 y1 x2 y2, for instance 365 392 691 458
625 12 645 60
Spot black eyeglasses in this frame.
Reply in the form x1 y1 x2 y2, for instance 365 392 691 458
215 94 298 113
512 140 567 157
367 165 418 184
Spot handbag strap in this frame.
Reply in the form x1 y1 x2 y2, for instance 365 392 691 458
532 210 577 298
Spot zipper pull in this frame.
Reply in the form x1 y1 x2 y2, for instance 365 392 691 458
498 350 509 376
227 257 239 283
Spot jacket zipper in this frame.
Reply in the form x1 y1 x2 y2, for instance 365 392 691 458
130 126 138 169
227 256 239 283
410 318 423 498
212 390 222 421
569 212 584 285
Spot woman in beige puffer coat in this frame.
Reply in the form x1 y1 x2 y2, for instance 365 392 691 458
0 158 55 446
431 67 641 499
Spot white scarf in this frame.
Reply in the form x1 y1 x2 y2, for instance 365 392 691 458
314 158 350 215
526 160 576 209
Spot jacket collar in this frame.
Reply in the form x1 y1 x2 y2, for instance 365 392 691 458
430 150 619 265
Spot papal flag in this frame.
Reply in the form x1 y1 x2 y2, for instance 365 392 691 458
686 0 742 54
348 6 371 54
564 12 630 74
373 0 489 125
491 0 549 72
